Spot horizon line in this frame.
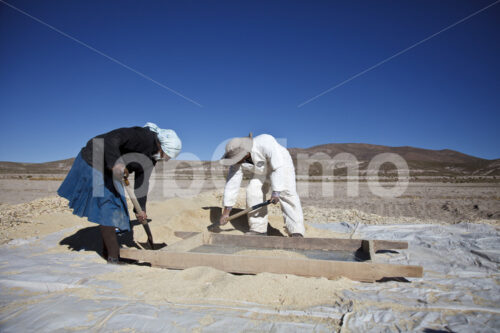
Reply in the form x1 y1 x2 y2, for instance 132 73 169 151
1 142 498 164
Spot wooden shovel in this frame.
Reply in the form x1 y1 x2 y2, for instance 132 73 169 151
122 177 166 250
225 200 272 223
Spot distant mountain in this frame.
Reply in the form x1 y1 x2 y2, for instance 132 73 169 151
289 144 485 164
0 144 498 177
289 143 500 177
0 158 75 174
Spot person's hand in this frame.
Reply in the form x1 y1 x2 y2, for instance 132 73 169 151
270 191 280 204
219 207 232 225
112 164 129 180
136 211 147 224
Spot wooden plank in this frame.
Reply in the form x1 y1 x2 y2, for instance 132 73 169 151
210 233 362 251
209 233 407 252
164 232 208 253
362 240 376 262
373 240 408 251
119 248 423 282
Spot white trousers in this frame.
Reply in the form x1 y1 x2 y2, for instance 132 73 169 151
246 169 305 235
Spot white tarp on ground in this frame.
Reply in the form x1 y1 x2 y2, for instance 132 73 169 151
1 222 499 332
314 222 500 332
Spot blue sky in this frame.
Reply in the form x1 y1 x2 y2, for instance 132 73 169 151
0 0 499 162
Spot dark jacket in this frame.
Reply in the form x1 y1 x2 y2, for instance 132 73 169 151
81 127 159 211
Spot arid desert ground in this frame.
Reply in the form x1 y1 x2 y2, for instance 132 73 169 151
0 161 499 331
1 175 499 233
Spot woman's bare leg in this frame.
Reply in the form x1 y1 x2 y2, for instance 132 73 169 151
100 225 120 261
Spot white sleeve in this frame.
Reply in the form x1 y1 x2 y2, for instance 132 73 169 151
270 166 286 192
223 164 243 207
261 135 286 192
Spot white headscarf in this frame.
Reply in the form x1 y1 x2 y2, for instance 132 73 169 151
144 122 182 159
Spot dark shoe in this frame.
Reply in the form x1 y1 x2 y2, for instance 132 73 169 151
245 231 267 236
291 233 304 238
107 257 125 265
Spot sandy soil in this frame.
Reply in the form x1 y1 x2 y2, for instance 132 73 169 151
0 188 355 312
0 188 350 246
1 177 498 225
0 179 63 204
1 181 498 245
0 181 499 327
97 265 353 308
301 182 500 224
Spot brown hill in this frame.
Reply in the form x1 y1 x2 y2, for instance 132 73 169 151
289 144 499 177
0 158 75 174
0 144 498 177
289 143 485 164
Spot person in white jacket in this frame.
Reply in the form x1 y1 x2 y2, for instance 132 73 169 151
219 134 305 237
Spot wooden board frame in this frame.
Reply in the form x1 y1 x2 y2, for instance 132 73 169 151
120 232 423 282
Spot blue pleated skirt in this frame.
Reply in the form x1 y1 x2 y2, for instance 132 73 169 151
57 152 131 231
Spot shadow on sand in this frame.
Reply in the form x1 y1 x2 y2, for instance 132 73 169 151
60 205 286 259
59 220 145 259
202 206 285 236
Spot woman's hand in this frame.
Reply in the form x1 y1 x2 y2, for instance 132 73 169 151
112 163 129 180
136 211 147 224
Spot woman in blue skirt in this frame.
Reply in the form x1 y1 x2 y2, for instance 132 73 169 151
58 122 181 264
